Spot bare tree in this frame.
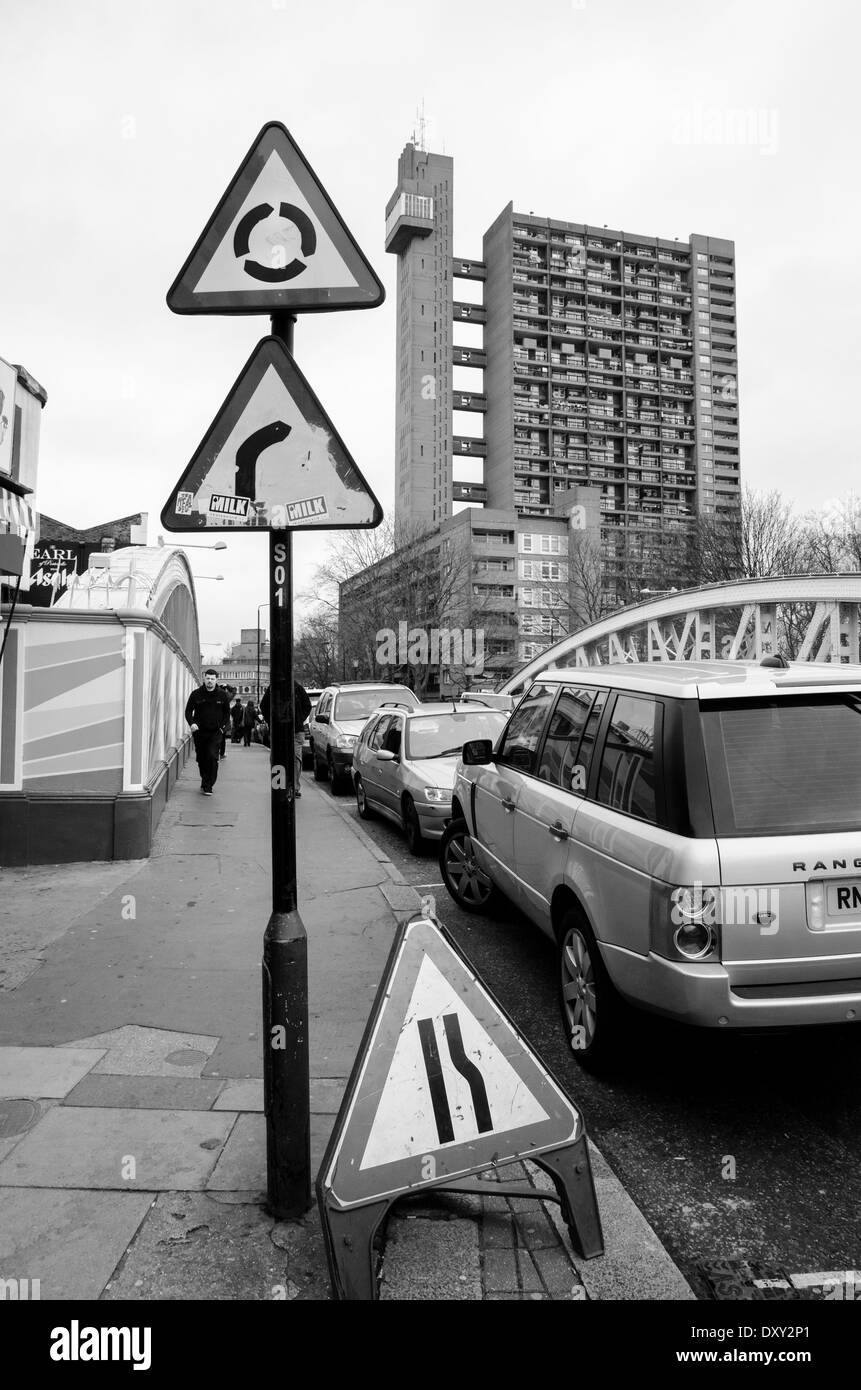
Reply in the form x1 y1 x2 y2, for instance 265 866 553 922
805 493 861 574
681 488 811 585
294 611 338 688
305 519 473 694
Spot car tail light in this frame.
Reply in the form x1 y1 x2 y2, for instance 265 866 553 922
806 881 826 932
650 883 721 963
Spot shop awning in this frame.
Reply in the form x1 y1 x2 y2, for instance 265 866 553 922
0 485 35 578
0 486 36 535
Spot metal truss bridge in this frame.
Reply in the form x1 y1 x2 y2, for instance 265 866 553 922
500 574 861 697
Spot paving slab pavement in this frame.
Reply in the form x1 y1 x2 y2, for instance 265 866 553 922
0 1046 107 1098
0 744 693 1301
0 1190 154 1302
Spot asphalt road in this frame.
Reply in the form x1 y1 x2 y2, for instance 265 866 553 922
324 776 861 1300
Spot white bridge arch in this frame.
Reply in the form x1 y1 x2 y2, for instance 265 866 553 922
500 574 861 697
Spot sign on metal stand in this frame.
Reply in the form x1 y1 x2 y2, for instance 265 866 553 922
161 122 384 1219
317 907 604 1299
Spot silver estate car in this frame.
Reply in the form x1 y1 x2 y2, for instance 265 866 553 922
352 703 508 854
440 659 861 1068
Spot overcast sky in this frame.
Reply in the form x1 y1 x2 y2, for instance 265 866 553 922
2 0 858 658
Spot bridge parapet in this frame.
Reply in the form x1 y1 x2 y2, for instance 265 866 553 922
500 575 861 697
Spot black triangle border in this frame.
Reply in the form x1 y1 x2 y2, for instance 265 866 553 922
317 916 583 1211
167 122 385 315
159 336 383 533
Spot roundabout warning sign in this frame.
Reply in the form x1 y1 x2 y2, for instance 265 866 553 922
166 122 384 315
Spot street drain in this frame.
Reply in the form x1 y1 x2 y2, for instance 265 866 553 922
0 1098 40 1138
165 1049 208 1067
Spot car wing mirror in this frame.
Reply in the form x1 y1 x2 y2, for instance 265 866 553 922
316 714 329 724
462 739 493 766
375 749 396 762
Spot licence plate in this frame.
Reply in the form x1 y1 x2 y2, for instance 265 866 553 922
826 879 861 916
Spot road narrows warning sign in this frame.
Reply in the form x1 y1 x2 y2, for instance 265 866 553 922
160 337 382 534
320 916 583 1210
167 123 385 314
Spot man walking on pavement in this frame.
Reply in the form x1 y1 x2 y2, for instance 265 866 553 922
185 668 232 795
241 698 258 747
260 680 310 796
230 694 244 744
218 684 234 760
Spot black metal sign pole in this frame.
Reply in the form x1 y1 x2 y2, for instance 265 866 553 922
262 311 311 1218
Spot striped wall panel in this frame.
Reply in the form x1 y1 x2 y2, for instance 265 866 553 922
22 623 125 791
0 627 20 786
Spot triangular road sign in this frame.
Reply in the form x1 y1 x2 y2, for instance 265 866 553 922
319 915 583 1210
167 123 385 314
160 337 382 533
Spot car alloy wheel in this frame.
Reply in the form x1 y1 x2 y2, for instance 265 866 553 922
439 818 495 912
355 776 373 820
560 925 598 1054
402 796 424 856
557 909 628 1071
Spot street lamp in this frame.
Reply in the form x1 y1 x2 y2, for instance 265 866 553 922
158 536 227 550
257 602 270 701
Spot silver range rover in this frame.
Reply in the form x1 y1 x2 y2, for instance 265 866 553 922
439 659 861 1069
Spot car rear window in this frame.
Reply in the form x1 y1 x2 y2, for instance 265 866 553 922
538 687 597 791
596 694 660 824
334 689 417 721
700 694 861 835
406 710 506 760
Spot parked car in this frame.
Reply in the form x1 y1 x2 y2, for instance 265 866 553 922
439 659 861 1069
301 688 323 768
352 703 508 854
308 683 420 793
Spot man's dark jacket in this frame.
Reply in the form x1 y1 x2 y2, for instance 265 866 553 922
185 684 232 734
260 683 311 728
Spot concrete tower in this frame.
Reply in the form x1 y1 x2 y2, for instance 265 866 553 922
384 143 453 529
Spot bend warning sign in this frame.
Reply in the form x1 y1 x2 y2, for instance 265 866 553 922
319 915 583 1210
160 337 382 533
167 123 385 314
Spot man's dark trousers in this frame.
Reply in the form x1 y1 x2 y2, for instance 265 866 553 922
193 729 223 790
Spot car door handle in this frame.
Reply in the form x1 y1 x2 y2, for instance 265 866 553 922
547 821 569 840
501 797 516 814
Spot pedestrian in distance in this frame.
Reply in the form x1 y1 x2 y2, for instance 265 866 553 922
218 684 234 760
293 680 311 796
260 681 310 795
185 669 232 795
242 698 258 747
230 695 244 744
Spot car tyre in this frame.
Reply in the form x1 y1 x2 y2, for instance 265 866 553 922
557 908 630 1073
438 817 498 913
402 795 424 856
355 776 374 820
328 751 345 795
